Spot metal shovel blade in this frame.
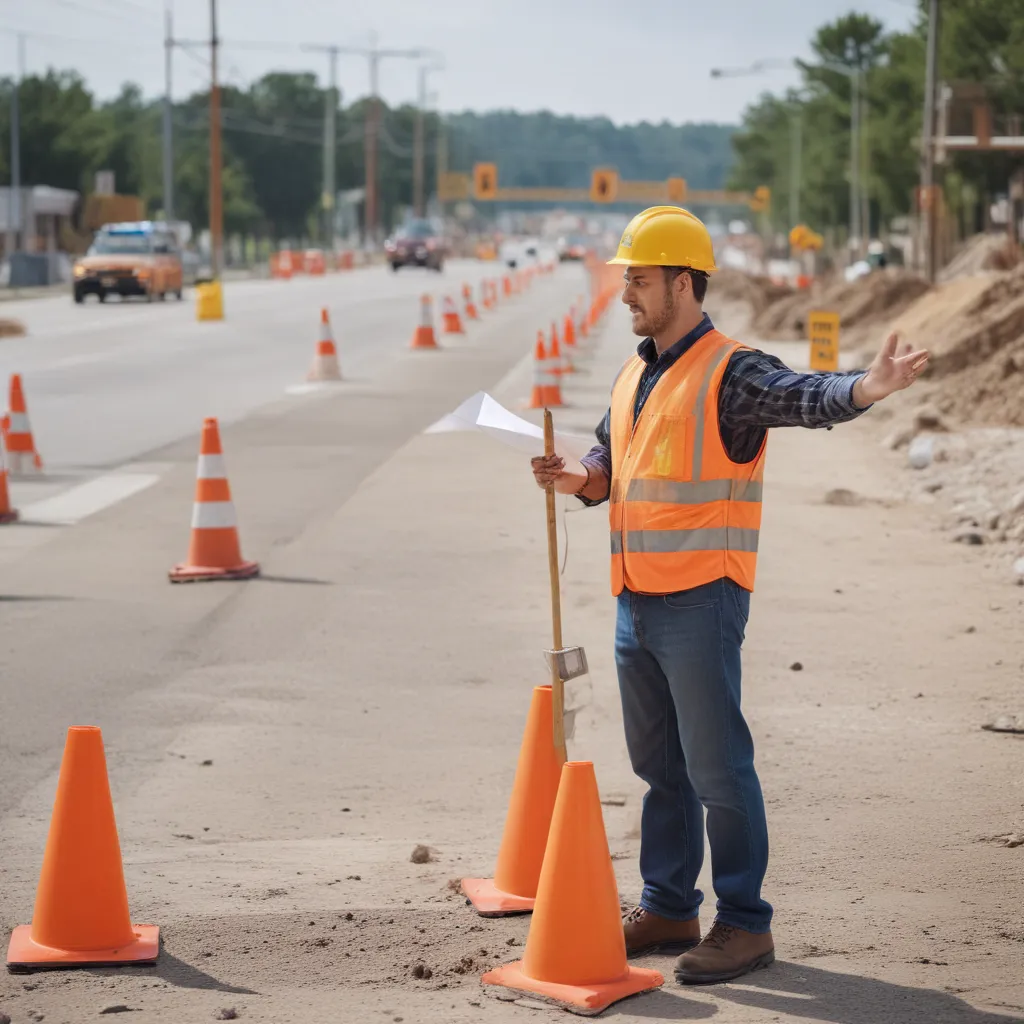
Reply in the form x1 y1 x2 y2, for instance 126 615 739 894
544 645 589 682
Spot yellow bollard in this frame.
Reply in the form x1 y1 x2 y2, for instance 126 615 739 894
195 280 224 321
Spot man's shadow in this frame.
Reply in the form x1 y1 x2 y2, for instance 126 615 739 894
617 961 1023 1022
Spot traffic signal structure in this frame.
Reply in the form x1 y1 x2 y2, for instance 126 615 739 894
590 169 619 204
474 163 498 200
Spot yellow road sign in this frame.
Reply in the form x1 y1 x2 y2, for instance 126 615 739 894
438 172 470 202
750 184 772 212
808 310 840 372
590 169 619 203
473 163 498 200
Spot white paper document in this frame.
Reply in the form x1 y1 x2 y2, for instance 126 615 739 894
425 392 595 462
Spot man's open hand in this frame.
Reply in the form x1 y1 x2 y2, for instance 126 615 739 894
853 332 930 407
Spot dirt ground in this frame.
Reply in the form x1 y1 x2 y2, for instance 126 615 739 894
2 293 1023 1023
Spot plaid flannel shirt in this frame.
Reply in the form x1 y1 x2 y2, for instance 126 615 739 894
579 313 868 506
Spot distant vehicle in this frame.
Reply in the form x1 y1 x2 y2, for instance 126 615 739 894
73 221 184 303
501 237 541 269
385 219 447 271
557 235 589 262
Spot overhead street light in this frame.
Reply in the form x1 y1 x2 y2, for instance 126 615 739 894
710 57 867 258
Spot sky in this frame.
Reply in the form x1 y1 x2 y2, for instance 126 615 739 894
3 0 917 124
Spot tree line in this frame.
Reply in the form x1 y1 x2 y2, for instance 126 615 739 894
728 1 1024 241
0 69 734 241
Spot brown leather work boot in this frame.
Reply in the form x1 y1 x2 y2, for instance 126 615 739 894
674 921 775 984
623 906 701 958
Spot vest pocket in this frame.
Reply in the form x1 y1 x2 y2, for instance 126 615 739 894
643 414 691 480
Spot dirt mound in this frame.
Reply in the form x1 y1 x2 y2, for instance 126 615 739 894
891 264 1024 426
751 268 930 343
712 268 793 315
940 233 1021 281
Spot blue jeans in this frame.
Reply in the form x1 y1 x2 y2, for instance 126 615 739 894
615 578 773 934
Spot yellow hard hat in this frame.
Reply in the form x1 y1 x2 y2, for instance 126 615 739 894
607 206 717 273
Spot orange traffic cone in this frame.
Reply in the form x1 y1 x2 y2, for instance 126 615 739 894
550 322 574 375
482 761 663 1013
308 308 342 382
463 283 480 321
6 726 160 969
543 337 564 409
6 374 43 475
0 430 19 523
528 334 550 411
169 418 259 583
410 295 439 350
502 275 512 298
462 686 562 915
442 295 465 335
485 280 497 310
563 311 577 349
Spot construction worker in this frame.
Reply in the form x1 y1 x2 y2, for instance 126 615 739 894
531 206 928 985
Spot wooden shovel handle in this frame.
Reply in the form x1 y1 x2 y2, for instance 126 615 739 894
544 409 568 764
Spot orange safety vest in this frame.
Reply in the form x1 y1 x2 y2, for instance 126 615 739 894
609 329 766 596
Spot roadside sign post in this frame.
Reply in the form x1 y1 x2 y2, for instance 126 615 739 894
808 310 840 372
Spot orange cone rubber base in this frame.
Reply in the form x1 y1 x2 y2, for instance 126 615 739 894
482 961 663 1017
168 560 260 583
461 877 535 917
0 509 18 524
7 923 159 971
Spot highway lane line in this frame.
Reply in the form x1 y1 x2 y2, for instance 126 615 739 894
20 467 168 526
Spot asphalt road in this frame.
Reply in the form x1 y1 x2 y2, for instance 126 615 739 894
0 260 540 472
0 257 587 813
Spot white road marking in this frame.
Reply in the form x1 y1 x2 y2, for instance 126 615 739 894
20 470 164 526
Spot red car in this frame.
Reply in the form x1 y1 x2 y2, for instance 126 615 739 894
385 219 447 272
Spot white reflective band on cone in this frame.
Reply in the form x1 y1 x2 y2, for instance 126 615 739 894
196 454 228 480
191 500 237 529
7 413 31 434
420 297 432 326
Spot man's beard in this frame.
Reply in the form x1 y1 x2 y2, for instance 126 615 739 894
631 291 676 337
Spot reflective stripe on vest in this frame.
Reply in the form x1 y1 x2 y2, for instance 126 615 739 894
610 527 759 555
608 329 767 596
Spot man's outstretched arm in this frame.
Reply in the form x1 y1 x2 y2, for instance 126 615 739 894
720 332 930 435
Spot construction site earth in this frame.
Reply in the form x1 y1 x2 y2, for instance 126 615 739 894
0 244 1022 1023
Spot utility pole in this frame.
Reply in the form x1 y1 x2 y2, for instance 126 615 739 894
414 65 427 218
861 70 870 247
436 115 447 220
789 107 802 231
163 3 174 223
8 32 25 256
300 38 435 244
365 42 379 246
208 0 223 277
849 68 860 258
413 62 443 219
302 44 340 246
921 0 941 282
